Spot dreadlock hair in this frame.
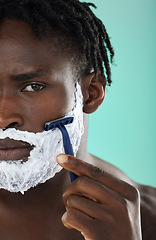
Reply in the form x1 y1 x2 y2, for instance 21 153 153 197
0 0 115 85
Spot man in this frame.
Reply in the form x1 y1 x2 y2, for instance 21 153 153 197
0 0 155 239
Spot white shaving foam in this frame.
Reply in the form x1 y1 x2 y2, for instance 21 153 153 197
0 83 84 194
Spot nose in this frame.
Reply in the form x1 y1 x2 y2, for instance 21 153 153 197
0 94 24 130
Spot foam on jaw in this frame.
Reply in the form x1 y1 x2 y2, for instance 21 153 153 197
0 83 84 193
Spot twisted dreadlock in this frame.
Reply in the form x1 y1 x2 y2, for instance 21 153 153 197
0 0 114 85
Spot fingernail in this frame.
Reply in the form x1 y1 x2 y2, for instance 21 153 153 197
57 154 68 163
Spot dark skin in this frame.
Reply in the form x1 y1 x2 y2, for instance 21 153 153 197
0 19 155 240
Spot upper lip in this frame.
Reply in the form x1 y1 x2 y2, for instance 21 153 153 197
0 138 32 149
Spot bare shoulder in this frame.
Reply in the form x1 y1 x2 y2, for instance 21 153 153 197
88 154 156 240
87 153 135 185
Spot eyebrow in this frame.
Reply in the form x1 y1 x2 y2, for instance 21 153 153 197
11 69 51 81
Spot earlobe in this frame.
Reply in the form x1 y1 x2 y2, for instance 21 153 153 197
82 72 106 114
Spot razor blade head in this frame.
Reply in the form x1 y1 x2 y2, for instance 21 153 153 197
45 117 74 131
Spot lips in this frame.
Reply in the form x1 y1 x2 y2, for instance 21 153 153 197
0 138 33 161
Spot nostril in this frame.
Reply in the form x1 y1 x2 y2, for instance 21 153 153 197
5 122 19 129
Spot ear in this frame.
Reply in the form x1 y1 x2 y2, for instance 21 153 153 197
81 72 106 114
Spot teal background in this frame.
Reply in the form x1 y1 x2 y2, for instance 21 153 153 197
85 0 156 187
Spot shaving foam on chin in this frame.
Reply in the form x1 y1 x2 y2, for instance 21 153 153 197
0 83 84 194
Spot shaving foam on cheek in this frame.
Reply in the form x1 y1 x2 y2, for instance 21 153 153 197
0 83 84 194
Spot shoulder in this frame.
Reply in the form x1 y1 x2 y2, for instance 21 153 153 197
87 153 135 185
89 154 156 240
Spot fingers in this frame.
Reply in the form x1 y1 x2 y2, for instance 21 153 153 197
56 154 141 239
56 154 139 201
62 207 94 240
63 175 125 209
62 207 92 230
66 195 112 221
62 207 107 240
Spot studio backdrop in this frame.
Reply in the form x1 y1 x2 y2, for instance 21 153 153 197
84 0 156 187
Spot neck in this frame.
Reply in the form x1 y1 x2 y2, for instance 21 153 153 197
0 114 90 199
76 113 89 160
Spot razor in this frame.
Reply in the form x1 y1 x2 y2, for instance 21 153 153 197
45 117 78 182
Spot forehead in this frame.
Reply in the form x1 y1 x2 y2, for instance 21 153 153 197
0 19 73 77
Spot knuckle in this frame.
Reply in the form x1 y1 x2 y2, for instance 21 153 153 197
71 157 81 169
62 209 76 225
76 175 90 186
62 191 67 203
65 208 74 220
63 190 72 205
62 193 67 205
62 208 78 225
61 209 74 226
66 195 76 207
89 165 104 179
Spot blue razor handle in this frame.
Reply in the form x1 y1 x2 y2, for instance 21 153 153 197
45 117 78 182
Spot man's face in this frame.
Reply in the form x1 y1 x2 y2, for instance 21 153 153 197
0 19 76 131
0 19 76 160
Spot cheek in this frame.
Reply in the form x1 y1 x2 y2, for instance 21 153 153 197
21 86 75 132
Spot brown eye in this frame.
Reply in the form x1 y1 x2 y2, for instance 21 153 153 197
23 84 44 92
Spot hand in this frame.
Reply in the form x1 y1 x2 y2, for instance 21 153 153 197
56 154 142 240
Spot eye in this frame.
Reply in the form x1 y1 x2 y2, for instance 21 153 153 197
22 84 45 92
